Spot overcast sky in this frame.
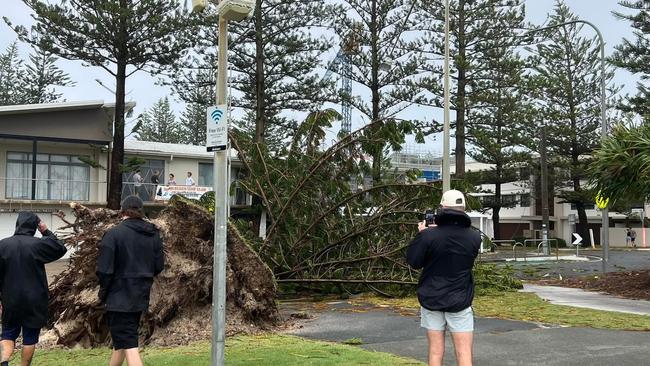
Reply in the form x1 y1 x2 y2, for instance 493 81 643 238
0 0 641 150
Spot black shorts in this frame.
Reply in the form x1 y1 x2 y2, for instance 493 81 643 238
106 311 142 350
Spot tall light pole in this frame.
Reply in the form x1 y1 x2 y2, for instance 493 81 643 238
212 7 229 365
524 19 609 272
442 0 451 193
193 1 255 365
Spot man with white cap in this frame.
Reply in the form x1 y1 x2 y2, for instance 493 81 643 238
406 190 481 366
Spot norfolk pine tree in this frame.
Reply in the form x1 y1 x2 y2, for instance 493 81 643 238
611 0 650 122
336 0 425 183
418 0 527 178
134 97 183 144
527 1 617 244
173 0 339 148
0 42 72 105
5 0 200 209
466 12 530 241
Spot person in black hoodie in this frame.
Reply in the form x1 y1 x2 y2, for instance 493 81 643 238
406 190 481 366
0 212 67 366
97 196 164 366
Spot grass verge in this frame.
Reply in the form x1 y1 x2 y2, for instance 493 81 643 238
359 291 650 331
28 335 423 366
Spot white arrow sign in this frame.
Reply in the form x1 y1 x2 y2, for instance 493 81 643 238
572 233 583 245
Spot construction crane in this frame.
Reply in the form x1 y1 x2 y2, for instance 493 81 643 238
323 28 360 136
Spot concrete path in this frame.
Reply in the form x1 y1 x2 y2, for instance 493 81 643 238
522 284 650 316
290 301 650 366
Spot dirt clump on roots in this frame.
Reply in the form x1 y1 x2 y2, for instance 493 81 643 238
45 197 280 348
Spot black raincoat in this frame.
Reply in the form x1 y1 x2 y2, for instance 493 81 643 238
96 218 164 312
0 212 67 328
406 209 481 312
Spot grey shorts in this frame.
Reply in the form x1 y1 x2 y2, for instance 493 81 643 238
420 306 474 333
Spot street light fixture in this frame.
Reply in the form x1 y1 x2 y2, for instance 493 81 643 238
522 19 609 272
193 1 255 365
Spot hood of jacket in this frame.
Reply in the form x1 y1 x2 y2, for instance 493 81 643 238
14 212 40 236
434 208 472 228
121 218 157 236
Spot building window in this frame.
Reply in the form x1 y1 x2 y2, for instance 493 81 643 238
6 152 90 201
502 194 518 206
199 163 213 187
520 193 531 207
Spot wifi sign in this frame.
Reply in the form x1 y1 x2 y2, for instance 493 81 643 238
206 105 228 151
211 108 224 123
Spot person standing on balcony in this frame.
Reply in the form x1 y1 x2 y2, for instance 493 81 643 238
185 172 195 186
97 196 164 366
168 173 177 185
0 213 67 366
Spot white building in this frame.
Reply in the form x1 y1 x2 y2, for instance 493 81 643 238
0 101 250 239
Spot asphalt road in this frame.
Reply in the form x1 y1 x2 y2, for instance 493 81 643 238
290 301 650 366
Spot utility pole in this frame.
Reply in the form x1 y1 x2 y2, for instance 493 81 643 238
211 8 229 366
442 0 451 193
540 126 550 255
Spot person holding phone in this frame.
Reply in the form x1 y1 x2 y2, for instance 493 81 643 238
406 190 481 366
0 212 67 366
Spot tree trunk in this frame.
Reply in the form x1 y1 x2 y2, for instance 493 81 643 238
454 0 467 178
370 0 381 184
254 0 266 144
107 61 127 209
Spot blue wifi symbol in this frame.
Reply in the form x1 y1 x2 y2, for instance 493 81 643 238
211 108 223 122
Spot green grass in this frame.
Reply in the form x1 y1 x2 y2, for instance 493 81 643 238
359 291 650 331
28 335 422 366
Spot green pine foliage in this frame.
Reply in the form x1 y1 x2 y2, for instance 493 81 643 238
134 97 184 144
335 0 425 184
463 2 530 240
527 1 618 241
611 0 650 122
417 0 528 177
0 42 72 105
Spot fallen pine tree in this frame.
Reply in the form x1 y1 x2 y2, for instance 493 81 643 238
46 196 279 348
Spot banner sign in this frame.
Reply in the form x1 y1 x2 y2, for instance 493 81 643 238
154 185 213 201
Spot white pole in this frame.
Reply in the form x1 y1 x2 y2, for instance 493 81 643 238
442 0 451 193
211 11 229 366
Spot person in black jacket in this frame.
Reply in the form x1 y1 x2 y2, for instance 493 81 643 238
406 190 480 366
0 212 67 366
97 196 164 366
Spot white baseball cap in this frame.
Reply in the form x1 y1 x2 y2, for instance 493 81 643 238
440 190 466 209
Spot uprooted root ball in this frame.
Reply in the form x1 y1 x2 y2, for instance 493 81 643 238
46 198 279 348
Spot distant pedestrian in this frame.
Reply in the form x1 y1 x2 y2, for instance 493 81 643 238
168 173 176 185
97 196 164 366
626 228 632 247
150 171 160 186
0 213 67 366
630 229 637 248
406 190 480 366
186 172 195 186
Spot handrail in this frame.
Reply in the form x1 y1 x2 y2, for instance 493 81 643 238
525 239 559 261
512 242 526 262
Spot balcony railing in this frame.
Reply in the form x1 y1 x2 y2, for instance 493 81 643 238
1 178 252 207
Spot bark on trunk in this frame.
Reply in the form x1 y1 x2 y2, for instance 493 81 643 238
107 61 127 209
